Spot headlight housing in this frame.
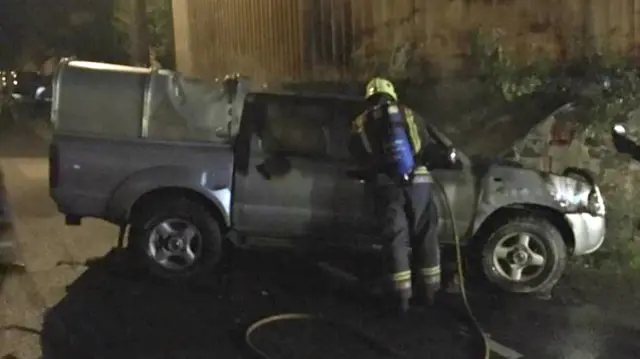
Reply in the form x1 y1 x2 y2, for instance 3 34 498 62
546 174 605 216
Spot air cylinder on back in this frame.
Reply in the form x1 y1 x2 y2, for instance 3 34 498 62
380 104 415 182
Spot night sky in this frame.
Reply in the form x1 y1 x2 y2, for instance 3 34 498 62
0 0 27 67
0 0 127 69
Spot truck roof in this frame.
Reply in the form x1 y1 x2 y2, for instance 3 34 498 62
243 90 365 105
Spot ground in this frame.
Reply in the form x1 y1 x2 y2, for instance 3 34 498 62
0 116 639 359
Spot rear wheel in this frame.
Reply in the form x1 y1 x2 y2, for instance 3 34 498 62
128 196 223 283
481 216 567 294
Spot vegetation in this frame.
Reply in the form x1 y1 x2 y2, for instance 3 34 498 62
0 0 174 71
467 28 640 129
113 0 175 69
466 28 547 101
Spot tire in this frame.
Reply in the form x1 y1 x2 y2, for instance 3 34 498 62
128 197 223 283
481 216 567 294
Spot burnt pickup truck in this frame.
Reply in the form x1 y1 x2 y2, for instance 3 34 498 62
48 60 607 294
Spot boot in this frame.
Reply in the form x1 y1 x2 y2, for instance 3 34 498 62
414 275 441 308
383 278 412 315
390 286 412 314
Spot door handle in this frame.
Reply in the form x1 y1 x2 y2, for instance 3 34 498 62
256 156 292 180
255 163 272 180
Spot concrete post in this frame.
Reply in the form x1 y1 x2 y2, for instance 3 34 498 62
130 0 150 67
171 0 194 76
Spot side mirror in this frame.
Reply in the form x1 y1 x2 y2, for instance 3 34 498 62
613 123 627 135
611 123 638 155
448 148 458 164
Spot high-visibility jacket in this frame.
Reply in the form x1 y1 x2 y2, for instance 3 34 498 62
349 101 432 182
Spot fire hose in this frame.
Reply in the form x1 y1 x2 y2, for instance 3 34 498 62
244 180 491 359
0 183 499 358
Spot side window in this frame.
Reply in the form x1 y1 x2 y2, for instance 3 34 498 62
258 102 329 158
324 101 367 162
146 74 232 143
325 108 358 162
55 66 145 138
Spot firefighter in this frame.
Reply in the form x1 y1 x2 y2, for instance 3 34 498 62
349 77 441 314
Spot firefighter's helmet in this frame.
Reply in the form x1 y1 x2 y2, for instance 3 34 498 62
365 77 397 101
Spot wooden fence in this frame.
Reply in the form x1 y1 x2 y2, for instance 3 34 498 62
172 0 640 82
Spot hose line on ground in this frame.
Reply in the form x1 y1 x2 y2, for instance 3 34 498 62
244 180 490 359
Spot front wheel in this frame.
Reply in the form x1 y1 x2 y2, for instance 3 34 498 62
128 197 223 283
481 216 567 294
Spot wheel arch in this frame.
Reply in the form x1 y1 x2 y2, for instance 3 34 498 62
129 187 229 231
473 204 575 253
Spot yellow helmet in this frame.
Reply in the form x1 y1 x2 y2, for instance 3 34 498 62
365 77 397 101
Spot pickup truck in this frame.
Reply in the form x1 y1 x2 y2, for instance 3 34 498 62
48 60 607 294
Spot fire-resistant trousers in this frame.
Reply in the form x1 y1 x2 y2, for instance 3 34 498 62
371 175 441 294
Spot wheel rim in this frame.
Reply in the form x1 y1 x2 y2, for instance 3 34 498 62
146 218 203 272
492 232 547 283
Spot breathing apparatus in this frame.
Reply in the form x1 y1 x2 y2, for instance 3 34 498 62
364 77 415 184
378 103 416 183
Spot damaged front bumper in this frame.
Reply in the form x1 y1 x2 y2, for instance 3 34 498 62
546 171 607 256
565 185 606 256
566 212 606 256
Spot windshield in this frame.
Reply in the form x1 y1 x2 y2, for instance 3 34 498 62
424 122 456 149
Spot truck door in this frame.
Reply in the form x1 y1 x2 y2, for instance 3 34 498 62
320 104 379 249
232 98 338 244
425 129 477 241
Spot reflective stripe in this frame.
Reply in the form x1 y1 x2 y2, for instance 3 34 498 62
412 175 433 184
352 114 373 154
413 166 433 183
352 114 366 133
404 108 422 153
392 270 412 282
421 266 441 285
420 266 441 276
360 131 373 154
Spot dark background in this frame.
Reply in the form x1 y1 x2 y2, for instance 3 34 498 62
0 0 173 70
